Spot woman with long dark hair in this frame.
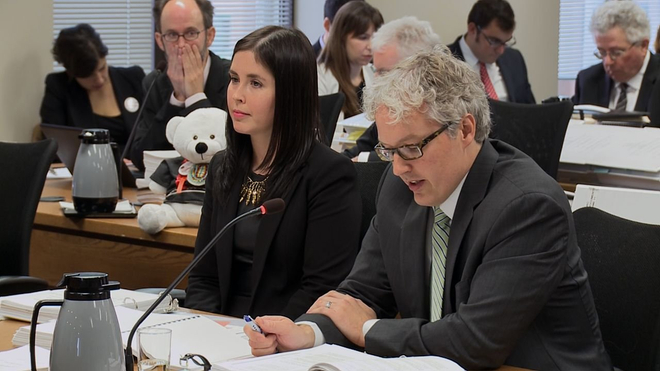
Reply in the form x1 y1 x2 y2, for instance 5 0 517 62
185 26 362 319
318 2 383 120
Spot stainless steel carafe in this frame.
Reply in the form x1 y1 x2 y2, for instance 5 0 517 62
30 272 125 370
72 128 119 213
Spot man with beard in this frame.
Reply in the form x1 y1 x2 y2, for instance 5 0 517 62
131 0 230 171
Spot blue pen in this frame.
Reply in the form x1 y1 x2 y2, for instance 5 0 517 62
243 315 263 334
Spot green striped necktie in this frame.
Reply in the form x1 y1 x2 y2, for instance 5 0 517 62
430 207 450 322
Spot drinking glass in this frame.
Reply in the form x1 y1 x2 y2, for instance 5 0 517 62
137 327 171 371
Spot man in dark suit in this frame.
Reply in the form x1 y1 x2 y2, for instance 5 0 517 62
130 0 230 171
312 0 364 57
243 46 612 370
447 0 535 104
572 1 658 114
342 16 442 162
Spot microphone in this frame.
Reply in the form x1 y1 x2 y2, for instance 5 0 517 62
124 198 285 371
117 60 167 197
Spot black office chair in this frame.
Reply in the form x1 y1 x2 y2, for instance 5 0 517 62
489 99 573 179
573 207 660 371
319 92 345 146
650 80 660 128
353 161 389 244
0 139 57 296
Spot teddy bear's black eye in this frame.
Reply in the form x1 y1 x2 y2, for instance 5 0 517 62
193 135 198 140
210 134 215 139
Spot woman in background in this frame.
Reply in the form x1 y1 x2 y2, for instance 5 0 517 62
40 23 145 150
317 1 383 121
185 26 361 319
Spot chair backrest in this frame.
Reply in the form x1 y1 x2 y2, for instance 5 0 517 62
650 80 660 128
354 161 389 244
489 99 573 178
0 139 57 276
573 207 660 371
319 92 345 146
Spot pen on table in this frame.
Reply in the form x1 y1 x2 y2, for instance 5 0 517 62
243 315 264 334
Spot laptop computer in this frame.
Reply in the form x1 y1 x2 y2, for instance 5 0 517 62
40 123 138 188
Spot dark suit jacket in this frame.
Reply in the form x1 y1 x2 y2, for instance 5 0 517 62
313 36 322 58
130 51 230 170
301 140 612 370
572 53 660 112
186 142 362 319
447 36 536 104
39 66 145 146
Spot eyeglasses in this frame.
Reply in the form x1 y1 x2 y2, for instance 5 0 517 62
477 26 516 48
594 42 638 61
374 124 450 162
161 29 204 43
179 353 211 371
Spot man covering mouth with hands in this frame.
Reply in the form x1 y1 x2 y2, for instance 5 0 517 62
130 0 231 171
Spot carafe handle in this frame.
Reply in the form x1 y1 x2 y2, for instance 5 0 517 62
30 300 63 371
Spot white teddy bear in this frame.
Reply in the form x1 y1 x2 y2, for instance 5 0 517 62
138 107 227 234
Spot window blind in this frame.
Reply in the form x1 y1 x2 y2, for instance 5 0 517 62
209 1 293 59
53 0 153 73
559 0 660 80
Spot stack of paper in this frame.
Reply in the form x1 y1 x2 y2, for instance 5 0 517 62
12 306 251 368
141 150 180 183
331 113 372 152
0 289 173 323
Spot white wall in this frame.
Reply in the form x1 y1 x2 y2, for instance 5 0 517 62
294 0 560 102
0 0 54 142
295 0 325 43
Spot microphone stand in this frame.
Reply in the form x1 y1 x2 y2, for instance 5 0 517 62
124 199 283 371
117 66 163 199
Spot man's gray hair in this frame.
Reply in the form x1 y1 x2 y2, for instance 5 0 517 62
590 1 650 44
371 16 442 60
363 45 491 143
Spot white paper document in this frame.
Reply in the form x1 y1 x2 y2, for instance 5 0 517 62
0 345 49 371
0 288 172 323
215 343 463 371
572 184 660 225
560 122 660 172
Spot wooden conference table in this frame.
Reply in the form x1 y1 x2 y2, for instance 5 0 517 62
29 178 197 290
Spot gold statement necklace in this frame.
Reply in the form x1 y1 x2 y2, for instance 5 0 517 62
239 175 269 206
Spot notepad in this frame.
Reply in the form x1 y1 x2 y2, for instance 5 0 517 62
0 288 173 323
214 343 464 371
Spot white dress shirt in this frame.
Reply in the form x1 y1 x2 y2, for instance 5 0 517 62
608 51 651 112
459 36 509 102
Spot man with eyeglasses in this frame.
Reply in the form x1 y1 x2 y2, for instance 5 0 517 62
244 45 612 370
573 1 659 114
447 0 535 104
130 0 230 171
